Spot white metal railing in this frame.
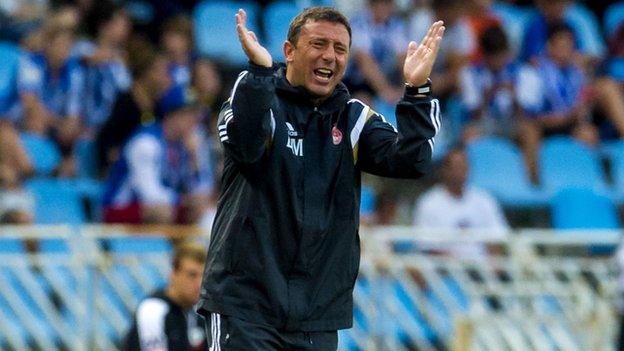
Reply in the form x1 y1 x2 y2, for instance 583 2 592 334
0 226 620 351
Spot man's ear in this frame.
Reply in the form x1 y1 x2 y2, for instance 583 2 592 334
284 40 295 63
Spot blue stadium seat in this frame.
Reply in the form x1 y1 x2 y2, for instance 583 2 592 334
604 1 624 36
551 188 620 229
194 1 260 66
264 1 302 60
467 137 546 206
20 133 62 176
0 42 20 115
25 178 86 224
539 137 607 195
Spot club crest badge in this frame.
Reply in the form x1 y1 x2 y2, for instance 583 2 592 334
332 125 342 145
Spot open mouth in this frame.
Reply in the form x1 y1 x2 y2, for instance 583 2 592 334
313 68 334 82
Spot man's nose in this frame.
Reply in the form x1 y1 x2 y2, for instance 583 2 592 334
321 46 335 61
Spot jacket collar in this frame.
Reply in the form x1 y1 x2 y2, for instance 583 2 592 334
275 65 350 115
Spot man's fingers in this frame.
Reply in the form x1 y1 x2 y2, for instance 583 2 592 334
422 21 443 49
406 41 418 56
248 31 258 42
431 27 445 57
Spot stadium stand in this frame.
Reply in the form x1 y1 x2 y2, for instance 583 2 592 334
25 178 86 224
193 1 260 66
264 1 302 60
1 0 624 350
20 133 62 177
1 227 617 351
604 1 624 36
539 137 608 195
0 42 20 115
551 188 620 229
466 137 546 207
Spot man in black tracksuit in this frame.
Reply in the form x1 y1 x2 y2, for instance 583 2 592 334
198 7 445 350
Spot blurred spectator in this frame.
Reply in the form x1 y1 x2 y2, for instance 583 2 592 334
123 242 208 351
75 0 132 132
0 0 47 43
190 58 222 215
346 0 408 104
409 0 475 98
18 24 83 176
413 147 508 258
161 14 195 89
95 37 171 174
516 23 597 182
460 26 521 142
518 0 605 64
413 147 508 230
192 58 221 125
0 163 34 224
102 86 204 224
519 0 572 63
465 0 501 62
373 191 399 225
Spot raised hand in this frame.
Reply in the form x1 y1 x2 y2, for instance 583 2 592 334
403 21 445 87
235 9 272 68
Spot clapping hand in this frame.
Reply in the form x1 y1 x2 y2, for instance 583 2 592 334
235 9 272 68
403 21 445 87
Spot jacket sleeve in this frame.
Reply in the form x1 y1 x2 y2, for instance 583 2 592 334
354 94 440 178
217 64 276 164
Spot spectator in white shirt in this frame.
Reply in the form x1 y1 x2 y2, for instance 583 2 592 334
413 147 509 259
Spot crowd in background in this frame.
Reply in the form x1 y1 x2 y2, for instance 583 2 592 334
0 0 622 231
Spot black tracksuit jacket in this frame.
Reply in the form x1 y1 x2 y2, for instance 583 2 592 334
198 63 440 332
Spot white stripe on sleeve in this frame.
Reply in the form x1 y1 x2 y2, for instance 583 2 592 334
350 104 370 149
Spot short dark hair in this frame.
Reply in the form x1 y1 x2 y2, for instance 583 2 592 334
84 0 122 38
172 242 207 270
431 0 461 10
547 22 575 42
287 7 351 47
480 25 509 55
161 14 194 44
126 35 161 78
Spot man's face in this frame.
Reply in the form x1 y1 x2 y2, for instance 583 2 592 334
370 0 394 23
442 151 469 191
484 50 511 72
147 57 172 96
169 107 200 140
170 258 204 308
537 0 568 20
105 10 131 45
46 32 73 69
547 31 575 65
284 20 350 100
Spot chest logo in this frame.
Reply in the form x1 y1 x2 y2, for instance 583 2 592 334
332 125 342 145
285 122 303 157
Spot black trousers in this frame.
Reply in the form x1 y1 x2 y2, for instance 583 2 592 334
204 313 338 351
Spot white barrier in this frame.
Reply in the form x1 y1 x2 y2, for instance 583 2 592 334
0 226 620 351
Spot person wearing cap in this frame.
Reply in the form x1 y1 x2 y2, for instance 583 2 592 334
102 85 203 224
